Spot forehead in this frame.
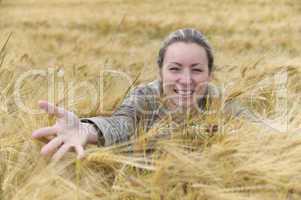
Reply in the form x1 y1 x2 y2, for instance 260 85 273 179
164 42 208 65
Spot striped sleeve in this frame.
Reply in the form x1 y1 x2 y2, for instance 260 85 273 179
80 82 159 146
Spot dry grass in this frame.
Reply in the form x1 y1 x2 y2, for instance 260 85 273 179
1 0 301 199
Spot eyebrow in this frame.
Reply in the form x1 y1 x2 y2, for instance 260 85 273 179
170 62 203 67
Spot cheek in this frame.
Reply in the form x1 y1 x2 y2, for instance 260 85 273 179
192 74 211 91
193 74 211 84
161 70 178 83
161 71 176 94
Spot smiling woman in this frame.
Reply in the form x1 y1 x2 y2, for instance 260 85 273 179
32 28 255 161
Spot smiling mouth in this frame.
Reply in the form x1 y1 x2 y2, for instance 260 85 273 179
174 89 194 96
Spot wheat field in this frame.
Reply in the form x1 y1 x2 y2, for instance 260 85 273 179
1 0 301 199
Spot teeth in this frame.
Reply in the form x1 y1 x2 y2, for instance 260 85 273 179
175 89 193 95
178 91 192 95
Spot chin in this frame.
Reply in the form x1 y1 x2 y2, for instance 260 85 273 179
174 98 195 110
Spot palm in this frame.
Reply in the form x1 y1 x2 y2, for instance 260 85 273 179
32 100 88 161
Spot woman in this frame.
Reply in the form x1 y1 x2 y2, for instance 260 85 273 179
32 28 252 161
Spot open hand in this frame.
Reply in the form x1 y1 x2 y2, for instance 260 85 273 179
32 100 95 161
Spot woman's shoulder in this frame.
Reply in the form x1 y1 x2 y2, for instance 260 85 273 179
133 79 161 96
206 84 249 117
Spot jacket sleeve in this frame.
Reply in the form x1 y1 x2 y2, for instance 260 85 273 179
80 86 150 147
224 100 261 122
223 100 285 133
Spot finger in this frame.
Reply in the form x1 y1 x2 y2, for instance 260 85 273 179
52 144 71 161
41 137 63 156
33 135 55 144
32 126 58 139
38 100 66 118
74 145 85 160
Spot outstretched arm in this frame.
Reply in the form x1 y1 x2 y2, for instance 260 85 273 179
80 83 156 146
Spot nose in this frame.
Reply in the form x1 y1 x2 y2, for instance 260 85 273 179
178 70 193 86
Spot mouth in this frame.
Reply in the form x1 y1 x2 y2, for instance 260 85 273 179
174 89 194 97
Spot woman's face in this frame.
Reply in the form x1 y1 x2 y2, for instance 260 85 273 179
160 42 212 110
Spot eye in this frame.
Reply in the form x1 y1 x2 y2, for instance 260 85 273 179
192 68 203 72
169 67 180 71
